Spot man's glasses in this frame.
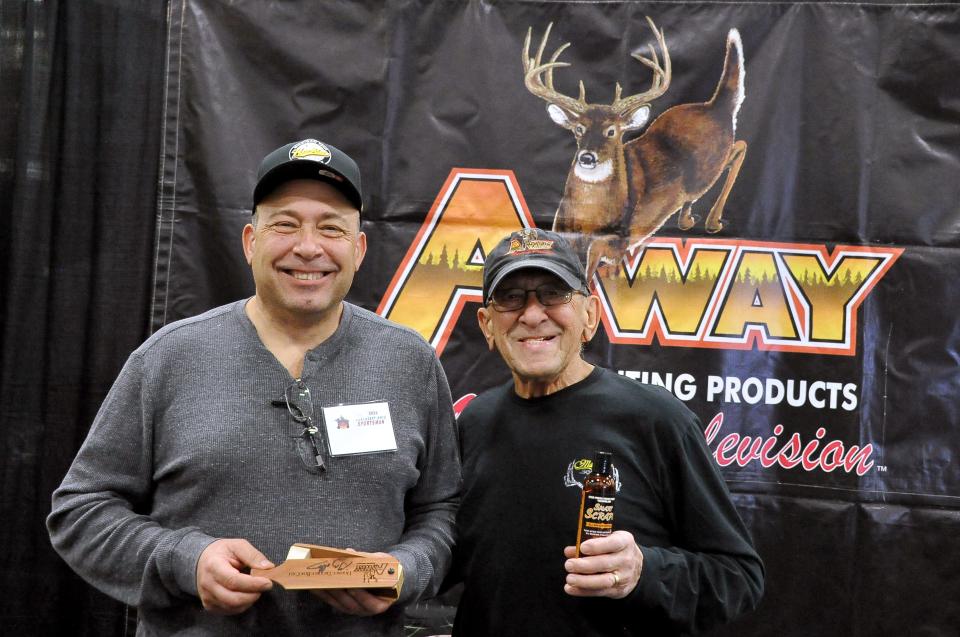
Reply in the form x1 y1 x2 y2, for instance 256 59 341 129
488 284 585 312
282 379 326 472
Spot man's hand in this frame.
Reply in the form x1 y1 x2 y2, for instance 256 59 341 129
196 539 274 614
312 551 397 616
563 531 643 599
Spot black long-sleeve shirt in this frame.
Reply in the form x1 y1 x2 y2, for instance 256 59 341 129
453 366 763 636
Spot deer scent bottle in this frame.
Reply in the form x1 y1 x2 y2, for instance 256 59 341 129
576 451 616 556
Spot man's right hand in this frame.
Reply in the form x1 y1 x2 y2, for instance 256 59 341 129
196 539 275 614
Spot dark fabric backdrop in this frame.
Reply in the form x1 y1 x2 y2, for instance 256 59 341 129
2 1 959 636
0 1 166 634
147 0 960 635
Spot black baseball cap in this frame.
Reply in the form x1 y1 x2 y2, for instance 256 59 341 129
253 138 363 213
482 228 589 304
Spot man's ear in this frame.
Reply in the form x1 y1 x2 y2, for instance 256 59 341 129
353 231 367 271
242 223 256 265
477 307 496 351
581 294 601 343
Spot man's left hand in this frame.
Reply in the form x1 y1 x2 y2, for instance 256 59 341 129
311 551 397 616
563 531 643 599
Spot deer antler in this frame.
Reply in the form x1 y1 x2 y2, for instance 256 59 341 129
522 22 588 114
611 17 672 115
523 17 671 116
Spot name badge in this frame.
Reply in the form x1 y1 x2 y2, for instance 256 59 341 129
322 402 398 456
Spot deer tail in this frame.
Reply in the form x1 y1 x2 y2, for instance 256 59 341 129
709 28 746 135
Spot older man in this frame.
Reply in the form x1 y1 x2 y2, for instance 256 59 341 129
48 139 460 636
452 228 763 636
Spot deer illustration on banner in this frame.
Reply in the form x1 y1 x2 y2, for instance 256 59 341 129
523 17 747 281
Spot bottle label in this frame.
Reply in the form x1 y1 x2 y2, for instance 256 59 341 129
581 495 615 538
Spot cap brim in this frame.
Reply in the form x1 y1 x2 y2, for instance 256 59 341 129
486 258 585 302
254 160 362 212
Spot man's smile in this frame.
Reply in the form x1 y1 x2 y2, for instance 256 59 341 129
282 268 335 282
516 335 558 346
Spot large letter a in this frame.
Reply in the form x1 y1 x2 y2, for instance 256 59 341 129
377 169 534 355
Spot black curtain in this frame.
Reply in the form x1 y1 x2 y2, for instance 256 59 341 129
0 1 166 633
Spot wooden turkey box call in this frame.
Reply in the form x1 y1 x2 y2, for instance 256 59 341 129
251 543 403 599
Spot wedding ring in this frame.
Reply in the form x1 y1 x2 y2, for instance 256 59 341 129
611 571 621 587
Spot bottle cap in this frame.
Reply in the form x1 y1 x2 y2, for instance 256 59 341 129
593 451 613 473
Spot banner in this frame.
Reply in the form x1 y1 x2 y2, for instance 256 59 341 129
154 2 960 633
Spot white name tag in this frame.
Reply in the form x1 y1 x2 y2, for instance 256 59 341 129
321 402 398 456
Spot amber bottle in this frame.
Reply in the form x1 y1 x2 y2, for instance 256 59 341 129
575 451 616 556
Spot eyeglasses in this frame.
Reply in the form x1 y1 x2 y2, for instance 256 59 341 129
282 379 326 472
488 284 585 312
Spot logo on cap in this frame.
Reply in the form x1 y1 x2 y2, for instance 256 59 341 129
508 228 555 254
289 139 332 164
